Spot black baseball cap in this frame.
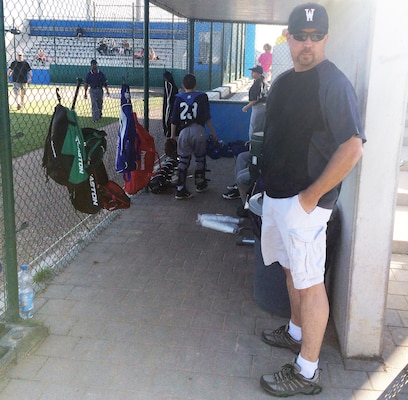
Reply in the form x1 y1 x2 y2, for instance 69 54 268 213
249 65 263 74
90 59 98 65
288 3 329 34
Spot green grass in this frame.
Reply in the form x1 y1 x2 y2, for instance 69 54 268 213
33 267 54 284
8 88 162 158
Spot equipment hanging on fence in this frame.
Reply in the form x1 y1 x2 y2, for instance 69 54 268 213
162 70 178 138
43 78 130 214
67 127 109 215
42 78 88 186
116 83 159 195
123 113 159 194
116 84 138 180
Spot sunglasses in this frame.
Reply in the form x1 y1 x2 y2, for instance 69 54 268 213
292 32 326 42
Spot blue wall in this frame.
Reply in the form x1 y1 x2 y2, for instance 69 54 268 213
32 69 50 84
245 24 257 78
209 100 250 143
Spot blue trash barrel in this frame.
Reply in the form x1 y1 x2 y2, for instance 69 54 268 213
249 192 291 318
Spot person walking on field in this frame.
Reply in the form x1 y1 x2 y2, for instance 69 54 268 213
7 51 32 110
84 59 110 122
259 3 366 397
170 74 217 200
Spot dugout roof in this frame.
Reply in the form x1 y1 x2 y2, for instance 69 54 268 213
150 0 301 25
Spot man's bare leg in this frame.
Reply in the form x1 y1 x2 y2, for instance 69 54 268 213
285 268 329 362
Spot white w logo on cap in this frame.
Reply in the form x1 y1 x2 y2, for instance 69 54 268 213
304 8 315 21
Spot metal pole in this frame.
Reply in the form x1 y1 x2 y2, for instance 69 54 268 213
209 22 213 90
188 19 195 74
171 14 174 70
0 2 19 321
143 0 149 130
132 3 135 70
221 23 225 85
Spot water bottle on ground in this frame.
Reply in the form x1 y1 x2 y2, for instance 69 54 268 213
18 264 34 319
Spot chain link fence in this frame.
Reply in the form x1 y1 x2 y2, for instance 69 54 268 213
0 0 264 320
1 1 183 320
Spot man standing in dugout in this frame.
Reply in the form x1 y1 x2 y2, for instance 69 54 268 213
259 3 366 397
170 74 217 199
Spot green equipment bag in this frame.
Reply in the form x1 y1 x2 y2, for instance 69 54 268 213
42 104 88 186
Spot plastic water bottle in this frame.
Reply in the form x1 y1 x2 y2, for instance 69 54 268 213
18 264 34 319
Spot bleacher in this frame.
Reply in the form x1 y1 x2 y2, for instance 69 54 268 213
21 35 186 69
18 19 188 70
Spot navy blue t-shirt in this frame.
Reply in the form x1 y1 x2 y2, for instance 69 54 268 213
262 60 366 208
171 91 211 129
9 61 31 83
85 69 107 88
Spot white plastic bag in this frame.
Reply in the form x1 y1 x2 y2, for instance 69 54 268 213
196 214 240 234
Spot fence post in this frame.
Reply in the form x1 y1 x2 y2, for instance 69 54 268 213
143 0 149 131
0 2 19 321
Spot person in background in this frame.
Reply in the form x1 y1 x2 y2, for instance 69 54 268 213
149 47 159 60
270 29 292 84
275 28 289 45
35 49 47 64
259 3 366 397
7 51 32 110
134 48 145 61
223 65 267 203
170 74 217 199
242 65 267 139
258 43 273 83
84 59 110 122
76 26 84 37
108 38 117 55
96 38 108 55
122 39 131 55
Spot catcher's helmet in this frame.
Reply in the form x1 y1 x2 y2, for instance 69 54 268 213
207 139 224 159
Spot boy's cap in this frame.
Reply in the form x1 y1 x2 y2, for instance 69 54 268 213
249 65 263 74
90 59 98 65
288 3 329 34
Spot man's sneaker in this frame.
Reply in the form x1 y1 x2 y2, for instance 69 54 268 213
227 183 238 191
262 324 302 354
175 188 193 200
196 183 208 193
222 188 240 200
260 362 322 397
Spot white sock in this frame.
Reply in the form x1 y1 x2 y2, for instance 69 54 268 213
288 320 302 341
296 353 318 379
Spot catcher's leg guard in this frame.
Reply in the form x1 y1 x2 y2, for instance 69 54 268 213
195 153 206 172
177 168 188 188
195 169 208 192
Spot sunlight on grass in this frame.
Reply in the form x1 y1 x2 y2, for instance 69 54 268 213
8 86 163 158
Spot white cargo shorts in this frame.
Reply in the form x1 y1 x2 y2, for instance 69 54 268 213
261 193 332 290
